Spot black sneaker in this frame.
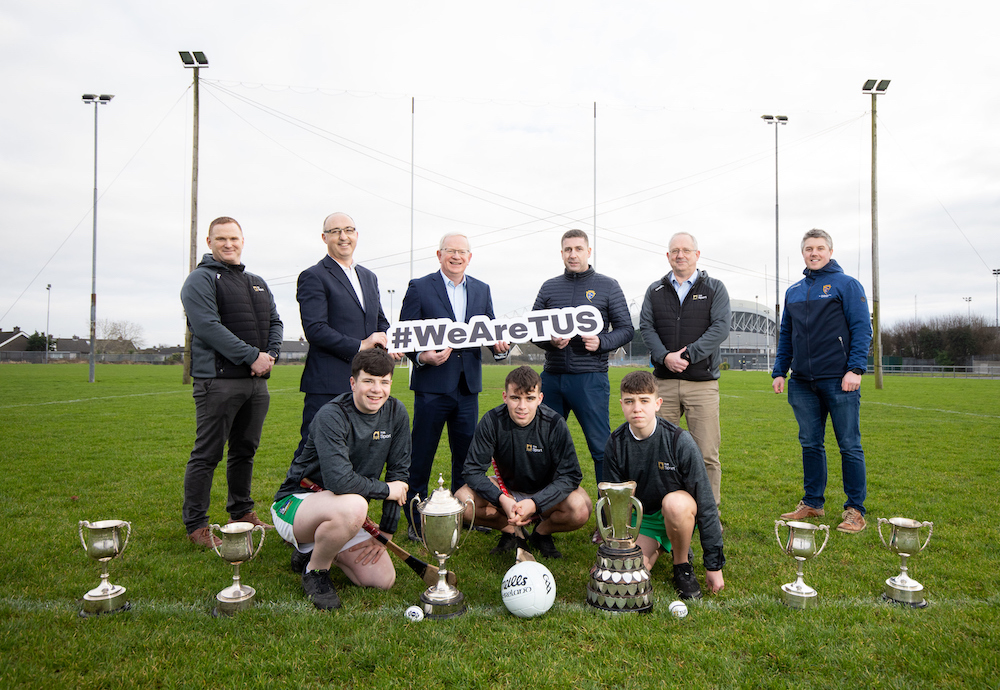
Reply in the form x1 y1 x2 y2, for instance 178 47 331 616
490 531 526 555
301 569 341 610
672 562 703 600
527 529 562 559
291 548 310 574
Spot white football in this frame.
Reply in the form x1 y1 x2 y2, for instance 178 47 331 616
501 561 556 618
669 600 688 618
404 605 424 622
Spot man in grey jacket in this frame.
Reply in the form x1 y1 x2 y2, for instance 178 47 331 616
640 232 731 510
179 216 283 548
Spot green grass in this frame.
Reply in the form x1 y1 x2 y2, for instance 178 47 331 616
1 364 998 688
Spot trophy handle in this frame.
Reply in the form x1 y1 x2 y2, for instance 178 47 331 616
119 520 132 556
208 524 223 558
595 496 610 541
918 521 933 553
250 524 266 560
774 519 787 551
630 496 643 536
876 517 890 548
409 496 422 540
813 524 830 558
78 520 90 552
458 498 476 550
79 520 93 553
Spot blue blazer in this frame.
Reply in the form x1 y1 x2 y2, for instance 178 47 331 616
298 255 389 395
400 271 497 395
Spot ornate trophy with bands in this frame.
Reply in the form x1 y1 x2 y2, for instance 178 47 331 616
586 481 653 613
775 519 829 609
411 475 475 619
209 521 265 615
877 517 933 608
78 519 132 616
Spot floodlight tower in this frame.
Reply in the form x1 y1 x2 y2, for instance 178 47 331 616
963 296 972 320
45 283 52 364
761 114 788 361
82 93 114 383
993 269 999 327
863 79 889 388
179 51 208 384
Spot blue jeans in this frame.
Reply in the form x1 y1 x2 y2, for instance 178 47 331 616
540 371 610 483
787 377 867 515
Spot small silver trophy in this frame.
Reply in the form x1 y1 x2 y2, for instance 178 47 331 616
78 519 132 616
586 481 653 613
877 517 933 608
209 521 265 616
411 475 475 619
775 519 829 609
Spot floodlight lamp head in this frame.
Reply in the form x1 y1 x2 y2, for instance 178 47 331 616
776 115 788 124
875 79 890 92
862 79 877 92
179 51 208 68
98 94 114 103
82 94 98 103
761 114 774 121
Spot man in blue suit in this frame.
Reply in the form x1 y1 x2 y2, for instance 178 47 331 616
400 233 508 539
294 212 391 463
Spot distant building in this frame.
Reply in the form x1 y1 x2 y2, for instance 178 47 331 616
0 328 31 351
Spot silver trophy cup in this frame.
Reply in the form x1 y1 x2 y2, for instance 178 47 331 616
587 481 653 614
411 475 475 619
78 519 132 615
775 519 829 609
209 521 265 615
877 517 933 608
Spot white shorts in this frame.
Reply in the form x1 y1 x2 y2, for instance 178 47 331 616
270 493 371 555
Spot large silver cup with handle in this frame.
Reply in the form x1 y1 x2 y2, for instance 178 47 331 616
877 517 933 608
775 520 829 609
587 481 653 614
78 519 132 615
209 521 265 615
595 481 643 548
411 474 475 619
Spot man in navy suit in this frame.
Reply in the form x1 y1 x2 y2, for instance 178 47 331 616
294 212 391 463
400 233 509 539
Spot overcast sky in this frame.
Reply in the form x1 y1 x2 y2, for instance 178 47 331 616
2 1 998 348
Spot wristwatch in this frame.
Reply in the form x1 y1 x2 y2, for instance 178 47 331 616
850 368 863 376
267 350 279 360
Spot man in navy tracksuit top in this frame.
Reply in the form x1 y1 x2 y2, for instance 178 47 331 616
772 229 872 534
531 229 634 502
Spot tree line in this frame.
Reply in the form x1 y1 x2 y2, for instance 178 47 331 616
882 315 999 366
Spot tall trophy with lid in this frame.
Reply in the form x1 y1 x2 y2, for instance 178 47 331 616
411 475 475 619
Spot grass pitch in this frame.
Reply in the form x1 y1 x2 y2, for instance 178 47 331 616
1 364 998 688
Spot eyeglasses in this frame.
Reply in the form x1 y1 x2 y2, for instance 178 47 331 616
669 248 695 256
324 227 356 236
441 248 469 256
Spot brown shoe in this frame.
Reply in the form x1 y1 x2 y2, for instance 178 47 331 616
780 501 825 520
188 526 221 548
836 508 866 534
229 511 274 530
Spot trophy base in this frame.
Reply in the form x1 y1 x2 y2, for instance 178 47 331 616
82 585 129 615
587 543 654 614
883 580 927 608
420 590 466 619
215 585 256 615
781 583 818 609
